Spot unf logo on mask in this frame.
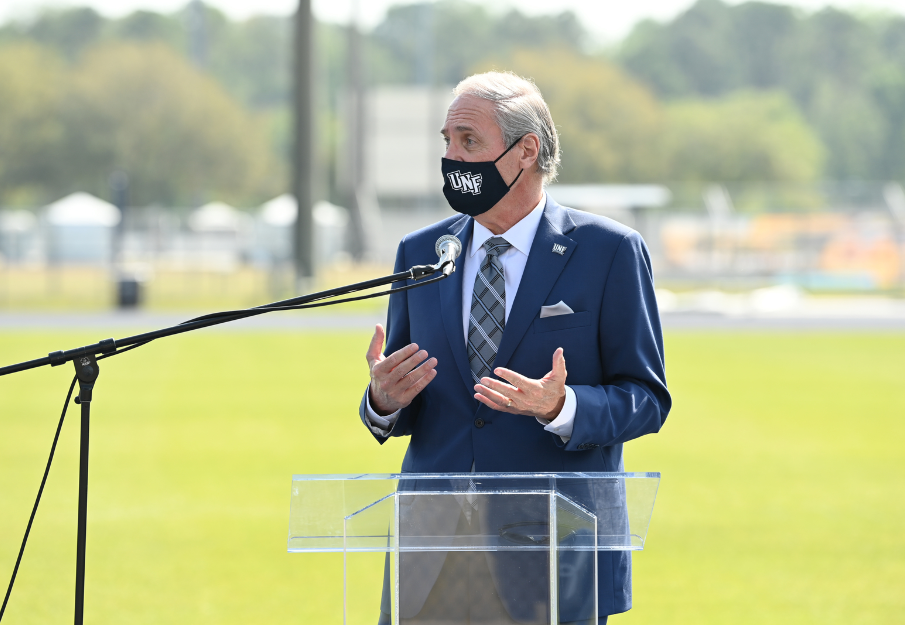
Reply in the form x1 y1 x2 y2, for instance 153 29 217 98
446 171 483 195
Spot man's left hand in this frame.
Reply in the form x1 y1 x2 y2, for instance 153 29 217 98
474 348 567 421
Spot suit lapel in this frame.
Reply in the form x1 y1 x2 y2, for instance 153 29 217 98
439 214 477 398
493 198 577 372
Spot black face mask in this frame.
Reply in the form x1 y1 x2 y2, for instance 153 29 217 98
441 136 525 217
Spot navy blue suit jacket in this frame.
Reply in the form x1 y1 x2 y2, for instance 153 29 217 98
359 195 671 617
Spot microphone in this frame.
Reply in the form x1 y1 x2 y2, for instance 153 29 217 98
435 235 462 275
409 235 462 280
435 235 462 263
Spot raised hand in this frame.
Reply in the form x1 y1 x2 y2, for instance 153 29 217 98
366 324 438 416
474 348 567 421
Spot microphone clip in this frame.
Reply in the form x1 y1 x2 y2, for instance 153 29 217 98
409 259 455 281
410 264 439 280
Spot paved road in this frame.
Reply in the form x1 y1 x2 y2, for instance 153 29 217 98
661 312 905 330
0 310 387 332
0 306 903 332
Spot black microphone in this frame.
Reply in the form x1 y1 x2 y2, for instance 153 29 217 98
435 235 462 275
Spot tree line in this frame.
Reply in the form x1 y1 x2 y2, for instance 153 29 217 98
0 0 900 208
620 0 905 182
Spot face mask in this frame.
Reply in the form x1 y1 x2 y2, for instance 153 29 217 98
441 136 525 217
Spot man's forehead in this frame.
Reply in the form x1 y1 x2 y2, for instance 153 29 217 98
442 95 496 133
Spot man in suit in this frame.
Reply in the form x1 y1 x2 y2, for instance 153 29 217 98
360 71 671 624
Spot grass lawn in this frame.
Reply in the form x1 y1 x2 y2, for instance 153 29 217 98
0 330 903 624
0 265 392 312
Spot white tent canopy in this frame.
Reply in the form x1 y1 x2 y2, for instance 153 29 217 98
258 194 349 228
45 192 120 227
0 209 37 233
189 202 243 232
255 195 350 264
260 194 297 227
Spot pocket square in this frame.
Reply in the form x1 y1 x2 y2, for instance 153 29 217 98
539 301 574 318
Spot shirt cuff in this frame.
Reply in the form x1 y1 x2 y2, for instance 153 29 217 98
535 386 577 443
365 384 401 437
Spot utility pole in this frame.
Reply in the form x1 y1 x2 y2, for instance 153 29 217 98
293 0 315 288
188 0 207 69
419 4 437 210
882 182 905 291
345 0 366 261
109 170 141 308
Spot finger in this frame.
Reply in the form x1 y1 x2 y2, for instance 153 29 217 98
551 347 566 379
474 384 514 408
474 392 514 412
365 324 386 365
400 367 437 402
479 377 519 396
400 357 437 385
388 350 430 383
493 367 531 388
375 343 419 374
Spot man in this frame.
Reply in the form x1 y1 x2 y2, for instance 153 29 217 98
360 71 671 624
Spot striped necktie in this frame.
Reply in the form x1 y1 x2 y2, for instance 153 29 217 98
468 236 511 384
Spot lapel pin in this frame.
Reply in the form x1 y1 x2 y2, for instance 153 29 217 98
552 243 566 255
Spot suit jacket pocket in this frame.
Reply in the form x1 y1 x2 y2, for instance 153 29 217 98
533 310 592 333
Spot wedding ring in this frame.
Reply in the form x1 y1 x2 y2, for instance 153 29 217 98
507 398 513 408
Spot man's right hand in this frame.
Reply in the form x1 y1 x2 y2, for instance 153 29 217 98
366 324 438 416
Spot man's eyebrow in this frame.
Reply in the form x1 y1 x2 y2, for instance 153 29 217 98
440 124 476 134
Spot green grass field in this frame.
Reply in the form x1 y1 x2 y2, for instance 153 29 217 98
1 330 903 624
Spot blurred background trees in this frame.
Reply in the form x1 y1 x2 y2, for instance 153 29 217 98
2 0 905 208
60 42 281 207
662 91 825 183
0 43 65 207
620 0 905 181
0 7 286 208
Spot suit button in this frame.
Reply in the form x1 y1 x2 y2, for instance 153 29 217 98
474 418 485 428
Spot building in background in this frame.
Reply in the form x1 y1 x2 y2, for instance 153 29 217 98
45 193 120 265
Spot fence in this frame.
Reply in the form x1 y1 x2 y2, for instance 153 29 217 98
1 182 903 310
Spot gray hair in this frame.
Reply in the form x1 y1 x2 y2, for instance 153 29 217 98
453 71 561 185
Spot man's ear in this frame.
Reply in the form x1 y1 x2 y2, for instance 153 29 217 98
520 133 541 170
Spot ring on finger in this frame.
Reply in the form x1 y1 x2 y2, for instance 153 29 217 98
507 398 513 408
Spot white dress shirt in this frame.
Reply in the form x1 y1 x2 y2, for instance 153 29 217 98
366 192 577 442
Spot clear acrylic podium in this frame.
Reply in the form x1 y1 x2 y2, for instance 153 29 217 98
288 473 659 625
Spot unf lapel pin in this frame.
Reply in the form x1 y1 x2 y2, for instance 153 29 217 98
552 243 567 255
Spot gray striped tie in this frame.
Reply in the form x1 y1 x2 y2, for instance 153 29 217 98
468 236 511 385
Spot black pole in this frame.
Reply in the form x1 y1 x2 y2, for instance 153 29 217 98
293 0 315 289
73 401 89 625
72 354 99 625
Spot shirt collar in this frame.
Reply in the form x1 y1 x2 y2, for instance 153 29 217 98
469 192 547 258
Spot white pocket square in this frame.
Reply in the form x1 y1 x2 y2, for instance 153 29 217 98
539 301 574 318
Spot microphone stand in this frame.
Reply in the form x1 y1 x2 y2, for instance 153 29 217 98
0 257 454 625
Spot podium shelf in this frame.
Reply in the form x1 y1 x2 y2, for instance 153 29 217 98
288 472 659 554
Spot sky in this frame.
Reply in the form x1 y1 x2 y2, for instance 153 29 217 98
2 0 904 43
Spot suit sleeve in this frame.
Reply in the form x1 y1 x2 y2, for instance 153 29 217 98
358 237 424 444
558 231 671 451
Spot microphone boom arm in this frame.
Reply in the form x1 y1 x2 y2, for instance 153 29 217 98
0 256 457 377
